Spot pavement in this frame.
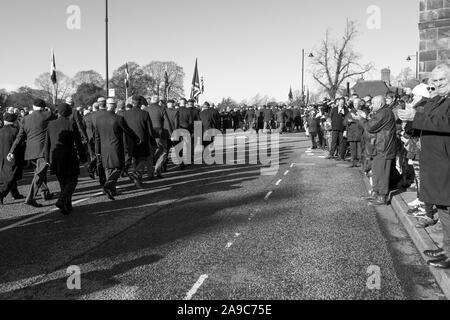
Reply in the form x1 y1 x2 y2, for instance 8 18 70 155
0 132 446 300
388 189 450 299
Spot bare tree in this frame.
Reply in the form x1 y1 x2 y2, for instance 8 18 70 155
34 71 75 103
142 61 185 99
73 70 105 88
311 20 373 99
394 67 415 87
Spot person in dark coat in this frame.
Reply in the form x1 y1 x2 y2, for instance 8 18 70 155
199 102 220 149
0 113 25 205
306 110 320 149
399 64 450 269
144 95 169 178
84 102 99 179
245 107 256 131
7 99 55 207
124 96 156 186
326 98 348 160
263 106 273 133
365 96 397 206
44 103 87 215
344 101 365 167
95 98 140 200
178 98 194 133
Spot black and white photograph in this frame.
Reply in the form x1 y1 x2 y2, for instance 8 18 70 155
0 0 449 308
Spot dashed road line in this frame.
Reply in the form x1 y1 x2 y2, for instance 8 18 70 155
264 191 273 200
284 170 289 176
226 242 233 249
184 275 208 300
275 179 282 186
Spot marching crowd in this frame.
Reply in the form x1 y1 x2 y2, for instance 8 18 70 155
0 64 449 269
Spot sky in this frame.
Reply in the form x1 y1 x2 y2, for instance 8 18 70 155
0 0 419 102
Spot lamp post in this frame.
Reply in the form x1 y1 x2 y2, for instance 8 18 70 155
406 51 419 80
105 0 109 94
301 49 314 103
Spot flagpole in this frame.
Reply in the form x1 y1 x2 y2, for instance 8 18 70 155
105 0 109 95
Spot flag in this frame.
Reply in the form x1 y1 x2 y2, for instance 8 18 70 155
288 86 293 101
190 59 201 100
164 70 169 89
125 62 130 88
201 77 205 94
50 49 57 85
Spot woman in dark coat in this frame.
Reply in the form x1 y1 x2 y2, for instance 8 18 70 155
0 113 25 205
344 107 365 167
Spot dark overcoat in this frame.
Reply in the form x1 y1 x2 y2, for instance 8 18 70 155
413 95 450 206
123 106 156 159
94 110 139 169
45 117 86 176
0 125 23 185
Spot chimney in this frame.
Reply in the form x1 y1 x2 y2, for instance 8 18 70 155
381 68 391 86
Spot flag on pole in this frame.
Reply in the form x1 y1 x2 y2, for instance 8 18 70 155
190 59 201 101
125 62 130 88
201 76 205 94
50 49 57 84
164 68 169 100
288 86 293 101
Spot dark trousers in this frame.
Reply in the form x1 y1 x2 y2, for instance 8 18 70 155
329 130 344 159
437 206 450 255
317 129 324 148
349 141 362 162
310 132 318 148
56 174 77 208
104 168 122 193
372 158 393 197
0 178 20 198
26 158 50 203
154 138 168 175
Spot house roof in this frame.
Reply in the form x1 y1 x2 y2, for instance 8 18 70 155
352 81 391 97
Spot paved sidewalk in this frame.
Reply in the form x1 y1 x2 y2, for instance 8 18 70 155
362 175 450 299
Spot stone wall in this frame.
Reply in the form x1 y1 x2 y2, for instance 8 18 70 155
419 0 450 80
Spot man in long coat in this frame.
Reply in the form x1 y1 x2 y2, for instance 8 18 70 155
8 99 55 207
44 103 87 215
0 113 24 205
95 98 140 200
399 64 450 269
124 95 156 187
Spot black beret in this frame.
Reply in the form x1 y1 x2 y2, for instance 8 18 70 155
3 113 17 122
188 99 195 103
179 98 187 102
33 99 47 109
167 99 175 104
203 102 210 107
57 103 72 117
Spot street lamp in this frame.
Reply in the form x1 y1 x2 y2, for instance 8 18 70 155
301 49 314 102
406 51 419 80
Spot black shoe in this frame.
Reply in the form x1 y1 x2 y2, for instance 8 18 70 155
25 200 43 208
56 201 70 215
103 187 115 201
424 248 446 259
88 171 96 180
0 194 4 205
13 194 25 200
427 258 450 269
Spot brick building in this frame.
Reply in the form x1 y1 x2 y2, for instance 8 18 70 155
419 0 450 80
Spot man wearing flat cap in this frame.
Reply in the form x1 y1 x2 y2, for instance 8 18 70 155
44 103 87 215
0 113 25 205
8 99 56 207
95 97 141 200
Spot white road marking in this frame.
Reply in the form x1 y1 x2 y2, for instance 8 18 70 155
290 163 294 168
264 191 273 200
292 163 315 166
275 179 282 186
184 275 208 300
226 242 233 249
234 233 241 237
284 170 289 176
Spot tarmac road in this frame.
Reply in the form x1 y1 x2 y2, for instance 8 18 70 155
0 132 445 300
